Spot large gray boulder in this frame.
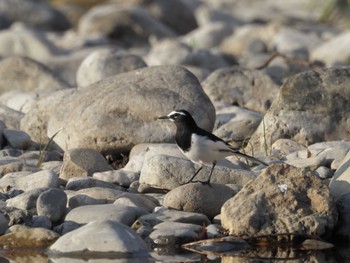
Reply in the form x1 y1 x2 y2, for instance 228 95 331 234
221 164 338 237
249 68 350 154
21 65 215 154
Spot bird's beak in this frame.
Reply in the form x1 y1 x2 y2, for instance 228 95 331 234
157 115 169 120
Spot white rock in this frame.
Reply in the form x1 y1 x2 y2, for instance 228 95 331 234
49 220 148 257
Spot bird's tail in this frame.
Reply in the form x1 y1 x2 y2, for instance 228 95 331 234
232 150 268 166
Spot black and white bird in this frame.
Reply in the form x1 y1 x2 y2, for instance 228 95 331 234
158 109 268 185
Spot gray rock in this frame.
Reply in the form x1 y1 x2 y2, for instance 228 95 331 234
149 221 203 246
329 150 350 200
40 161 63 175
36 188 67 223
6 188 50 214
0 56 69 98
164 183 237 219
0 105 24 129
145 39 231 71
114 193 159 213
271 139 307 157
31 215 52 229
93 170 139 187
65 203 139 226
0 27 65 62
0 0 70 31
249 68 350 154
125 143 186 173
60 148 112 181
138 207 211 227
202 67 279 113
284 155 328 170
3 129 32 150
53 221 81 235
66 187 125 209
311 31 350 66
181 22 233 49
21 65 215 153
221 164 338 236
139 154 256 190
334 193 350 239
0 212 8 235
315 166 334 179
78 5 175 46
76 49 147 87
272 27 320 57
49 220 148 257
0 170 59 191
65 177 124 191
214 106 262 143
141 0 197 35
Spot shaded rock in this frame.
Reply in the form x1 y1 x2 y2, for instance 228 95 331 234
0 212 8 235
65 204 139 226
6 188 50 214
0 206 31 226
53 221 81 235
202 67 279 113
138 207 211 227
0 0 70 31
334 193 350 239
66 187 125 209
60 148 112 182
31 215 52 229
0 170 59 191
65 177 123 191
0 225 59 249
36 188 67 223
21 66 215 153
78 5 175 46
93 170 139 187
315 166 334 179
164 183 237 219
139 154 257 190
329 150 350 200
49 220 148 257
2 129 32 150
76 48 147 87
249 68 350 154
145 0 197 35
149 221 203 246
221 164 338 237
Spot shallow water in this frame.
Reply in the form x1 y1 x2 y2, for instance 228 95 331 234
0 243 349 262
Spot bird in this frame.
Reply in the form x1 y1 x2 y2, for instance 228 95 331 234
158 109 268 185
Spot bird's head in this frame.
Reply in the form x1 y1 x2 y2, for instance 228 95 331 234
158 109 197 127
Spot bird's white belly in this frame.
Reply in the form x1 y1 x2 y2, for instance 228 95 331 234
180 134 232 165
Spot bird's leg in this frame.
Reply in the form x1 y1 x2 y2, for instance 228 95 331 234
200 161 216 186
180 165 203 185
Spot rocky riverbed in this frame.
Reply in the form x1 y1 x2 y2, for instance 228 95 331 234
0 0 349 262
